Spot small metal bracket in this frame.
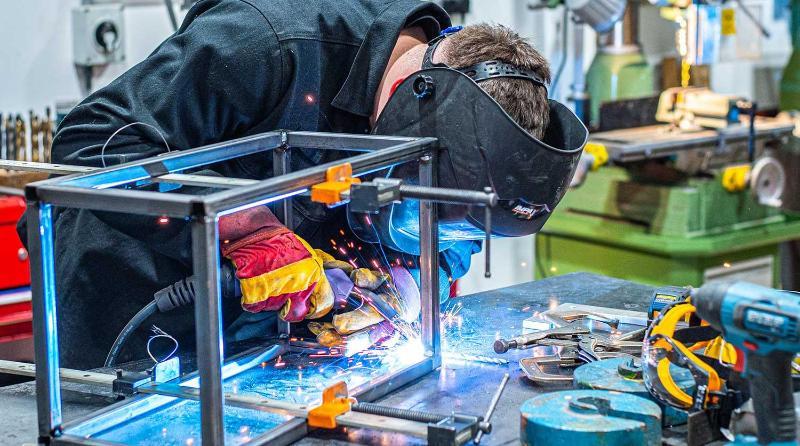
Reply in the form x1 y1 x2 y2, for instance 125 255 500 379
310 163 361 206
112 369 151 396
348 178 402 213
152 357 180 383
307 381 352 429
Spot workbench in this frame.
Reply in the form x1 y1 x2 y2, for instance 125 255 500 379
0 272 656 445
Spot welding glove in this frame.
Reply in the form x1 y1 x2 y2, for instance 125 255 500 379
330 266 421 337
219 206 333 322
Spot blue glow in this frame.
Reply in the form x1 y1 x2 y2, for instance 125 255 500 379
38 203 63 428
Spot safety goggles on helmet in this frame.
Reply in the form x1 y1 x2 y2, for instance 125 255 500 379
642 301 742 413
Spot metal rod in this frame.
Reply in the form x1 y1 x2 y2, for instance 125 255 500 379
474 373 510 444
0 160 92 175
273 136 292 337
163 0 178 31
0 360 116 387
274 136 294 229
484 187 492 279
152 173 257 189
398 184 497 206
58 131 283 189
287 131 421 150
28 202 63 439
0 159 258 190
418 153 441 366
351 402 446 423
191 214 225 445
733 0 771 38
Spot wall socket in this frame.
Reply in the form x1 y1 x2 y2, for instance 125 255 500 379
72 4 126 66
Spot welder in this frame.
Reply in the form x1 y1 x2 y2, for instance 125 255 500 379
20 0 584 369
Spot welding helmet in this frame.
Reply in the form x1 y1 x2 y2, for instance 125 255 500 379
349 27 588 254
642 301 740 412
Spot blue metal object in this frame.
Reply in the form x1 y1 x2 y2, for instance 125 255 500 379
520 389 662 446
574 358 691 426
693 281 800 445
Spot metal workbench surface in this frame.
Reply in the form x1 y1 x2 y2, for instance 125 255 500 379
0 272 656 445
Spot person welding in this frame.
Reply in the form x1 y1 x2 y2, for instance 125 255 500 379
26 0 585 370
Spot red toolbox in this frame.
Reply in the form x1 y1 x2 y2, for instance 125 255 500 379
0 195 29 289
0 195 33 362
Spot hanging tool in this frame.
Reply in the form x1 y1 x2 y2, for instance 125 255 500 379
14 115 25 161
42 106 53 163
519 389 662 446
6 115 16 162
29 111 40 162
692 281 800 445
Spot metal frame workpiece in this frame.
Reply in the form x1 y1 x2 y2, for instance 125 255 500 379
24 131 445 445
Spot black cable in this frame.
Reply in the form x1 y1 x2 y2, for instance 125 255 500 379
103 263 240 367
104 301 158 367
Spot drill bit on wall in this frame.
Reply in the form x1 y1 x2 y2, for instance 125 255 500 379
7 115 17 162
0 113 5 160
30 111 40 162
0 107 57 164
43 107 54 163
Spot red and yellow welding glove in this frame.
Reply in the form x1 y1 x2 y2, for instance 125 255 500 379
219 206 333 322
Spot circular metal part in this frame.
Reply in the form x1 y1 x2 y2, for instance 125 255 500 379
750 156 786 208
565 0 628 34
616 357 642 379
17 248 28 262
412 74 435 99
574 358 692 427
520 389 661 446
493 339 511 354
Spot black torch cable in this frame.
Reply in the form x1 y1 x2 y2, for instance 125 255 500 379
104 300 158 367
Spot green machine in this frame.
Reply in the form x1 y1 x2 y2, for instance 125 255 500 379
585 2 655 127
780 0 800 111
536 118 800 287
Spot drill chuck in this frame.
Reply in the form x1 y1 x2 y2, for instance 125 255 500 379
691 281 730 332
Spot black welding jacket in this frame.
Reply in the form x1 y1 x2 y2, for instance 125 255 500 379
27 0 451 369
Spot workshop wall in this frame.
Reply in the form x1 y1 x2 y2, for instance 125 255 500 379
0 1 179 112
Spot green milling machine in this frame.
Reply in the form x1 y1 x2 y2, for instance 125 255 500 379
538 0 800 289
536 117 800 288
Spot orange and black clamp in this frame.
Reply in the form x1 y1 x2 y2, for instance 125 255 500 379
312 168 498 278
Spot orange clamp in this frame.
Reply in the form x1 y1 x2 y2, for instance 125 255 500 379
307 381 352 429
310 163 361 205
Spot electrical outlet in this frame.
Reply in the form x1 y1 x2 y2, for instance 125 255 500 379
72 4 126 66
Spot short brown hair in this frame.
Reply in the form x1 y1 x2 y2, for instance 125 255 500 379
442 24 551 139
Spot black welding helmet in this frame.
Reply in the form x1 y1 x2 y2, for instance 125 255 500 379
348 28 587 254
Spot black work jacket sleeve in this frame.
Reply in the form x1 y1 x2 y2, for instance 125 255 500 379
53 0 285 166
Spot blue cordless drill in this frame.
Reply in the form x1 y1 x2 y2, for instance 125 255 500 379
692 281 800 445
